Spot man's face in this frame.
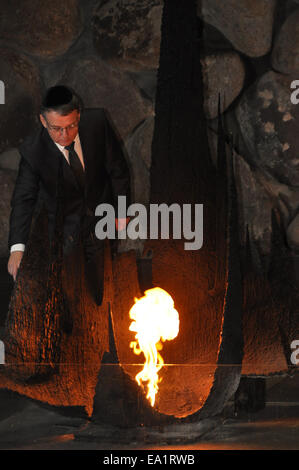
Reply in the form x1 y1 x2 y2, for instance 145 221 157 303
40 109 80 147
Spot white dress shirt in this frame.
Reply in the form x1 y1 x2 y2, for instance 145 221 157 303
10 134 84 253
55 133 84 169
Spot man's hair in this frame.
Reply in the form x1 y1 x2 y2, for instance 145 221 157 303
40 85 83 116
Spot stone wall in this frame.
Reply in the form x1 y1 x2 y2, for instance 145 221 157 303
0 0 298 260
200 0 299 258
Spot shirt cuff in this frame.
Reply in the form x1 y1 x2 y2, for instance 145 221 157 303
10 244 25 253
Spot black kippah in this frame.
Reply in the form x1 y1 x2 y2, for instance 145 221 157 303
43 86 73 108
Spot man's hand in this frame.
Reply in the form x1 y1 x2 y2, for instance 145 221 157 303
115 217 130 232
8 251 24 281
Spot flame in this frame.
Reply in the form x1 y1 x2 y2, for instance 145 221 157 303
129 287 179 407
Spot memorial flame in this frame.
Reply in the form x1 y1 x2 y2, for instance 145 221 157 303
129 287 179 406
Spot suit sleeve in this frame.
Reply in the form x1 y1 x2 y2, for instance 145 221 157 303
103 110 131 207
8 155 40 249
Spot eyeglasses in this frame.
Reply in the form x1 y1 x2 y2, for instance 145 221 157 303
45 119 80 134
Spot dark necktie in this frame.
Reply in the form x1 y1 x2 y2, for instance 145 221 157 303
64 141 85 191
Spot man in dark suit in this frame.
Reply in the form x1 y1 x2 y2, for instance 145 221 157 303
7 85 131 305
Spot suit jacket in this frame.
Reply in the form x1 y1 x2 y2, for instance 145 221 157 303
8 108 131 249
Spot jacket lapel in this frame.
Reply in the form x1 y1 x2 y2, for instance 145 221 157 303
42 128 82 192
78 121 94 197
